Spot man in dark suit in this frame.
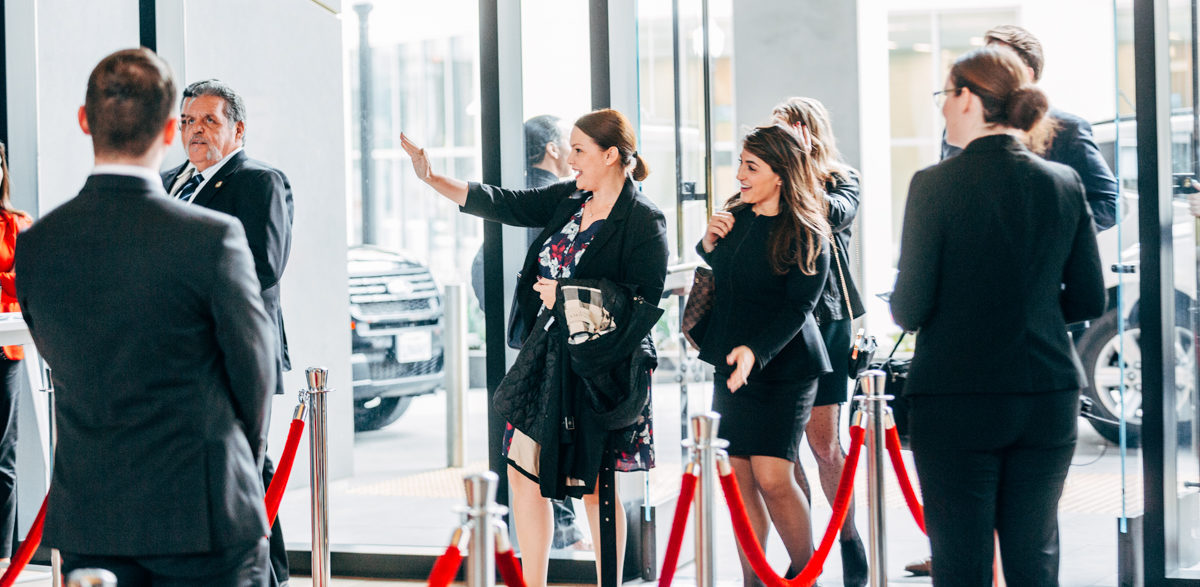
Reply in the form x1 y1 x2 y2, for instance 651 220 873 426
161 79 294 587
15 48 273 585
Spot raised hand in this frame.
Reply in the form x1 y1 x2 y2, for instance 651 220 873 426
701 210 735 253
400 132 432 183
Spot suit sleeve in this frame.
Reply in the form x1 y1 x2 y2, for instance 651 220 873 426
826 170 861 234
891 169 942 331
209 221 275 467
461 181 574 228
1058 118 1119 231
1060 181 1107 323
239 168 294 291
745 240 830 369
622 207 670 301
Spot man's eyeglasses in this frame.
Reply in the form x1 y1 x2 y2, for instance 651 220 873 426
933 88 963 108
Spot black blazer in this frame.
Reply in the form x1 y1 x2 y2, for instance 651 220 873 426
943 108 1120 230
694 207 832 381
461 178 669 348
15 174 274 556
818 170 866 323
892 134 1106 397
163 151 294 389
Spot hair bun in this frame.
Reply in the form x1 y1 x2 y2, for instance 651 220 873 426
1006 85 1049 132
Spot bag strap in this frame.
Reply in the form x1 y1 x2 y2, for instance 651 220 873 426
887 331 907 359
831 239 855 320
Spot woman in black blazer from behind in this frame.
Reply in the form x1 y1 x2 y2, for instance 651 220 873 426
891 46 1105 586
695 124 831 584
401 109 669 587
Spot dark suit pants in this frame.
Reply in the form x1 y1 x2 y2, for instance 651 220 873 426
263 453 289 585
0 357 23 556
909 390 1078 587
60 537 268 587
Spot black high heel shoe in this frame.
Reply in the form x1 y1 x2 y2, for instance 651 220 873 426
841 535 869 587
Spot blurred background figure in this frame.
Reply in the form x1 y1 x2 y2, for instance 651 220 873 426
0 141 31 566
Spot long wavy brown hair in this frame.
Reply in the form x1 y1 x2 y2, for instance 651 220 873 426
725 124 830 276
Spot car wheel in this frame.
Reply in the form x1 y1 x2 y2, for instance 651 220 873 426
1077 308 1195 446
353 396 413 432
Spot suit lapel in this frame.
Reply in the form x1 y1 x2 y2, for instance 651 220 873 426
191 151 247 209
161 162 188 194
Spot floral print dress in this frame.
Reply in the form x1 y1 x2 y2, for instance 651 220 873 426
503 197 655 475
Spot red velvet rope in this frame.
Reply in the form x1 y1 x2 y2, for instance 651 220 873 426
718 424 868 587
495 547 527 587
884 425 925 534
719 470 789 587
427 544 464 587
794 424 867 586
264 417 306 526
0 495 47 587
656 471 699 587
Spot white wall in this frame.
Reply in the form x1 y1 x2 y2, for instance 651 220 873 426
13 0 352 508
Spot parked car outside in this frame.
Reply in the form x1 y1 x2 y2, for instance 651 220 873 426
1078 114 1197 444
348 245 445 431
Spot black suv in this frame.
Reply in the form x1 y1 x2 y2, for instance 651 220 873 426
348 245 445 431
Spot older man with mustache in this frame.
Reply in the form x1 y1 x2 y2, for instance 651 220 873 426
162 78 295 587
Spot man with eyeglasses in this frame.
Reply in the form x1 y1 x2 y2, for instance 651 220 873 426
163 79 295 587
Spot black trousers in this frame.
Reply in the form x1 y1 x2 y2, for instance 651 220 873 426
0 357 22 556
61 537 268 587
909 390 1078 587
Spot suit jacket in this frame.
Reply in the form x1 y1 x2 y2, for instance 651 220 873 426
461 178 669 349
694 206 833 381
817 170 866 324
163 151 294 392
15 174 274 556
942 108 1120 230
892 134 1106 397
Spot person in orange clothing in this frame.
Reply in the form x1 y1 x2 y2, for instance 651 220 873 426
0 141 31 564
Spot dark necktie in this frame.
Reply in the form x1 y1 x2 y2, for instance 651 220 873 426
175 172 203 202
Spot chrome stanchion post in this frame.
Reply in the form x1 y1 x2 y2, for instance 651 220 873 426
66 568 117 586
444 284 467 468
858 369 891 587
462 472 505 587
684 412 725 587
306 367 332 587
39 362 62 586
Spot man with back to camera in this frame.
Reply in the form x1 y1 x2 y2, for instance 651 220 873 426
942 24 1120 232
161 79 295 587
14 47 273 585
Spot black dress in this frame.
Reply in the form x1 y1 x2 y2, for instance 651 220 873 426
694 207 831 460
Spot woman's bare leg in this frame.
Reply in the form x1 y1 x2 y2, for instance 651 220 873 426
732 456 768 587
508 466 553 587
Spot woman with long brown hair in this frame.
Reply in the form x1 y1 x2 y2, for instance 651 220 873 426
401 109 668 587
0 142 30 565
692 123 831 585
772 96 868 586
